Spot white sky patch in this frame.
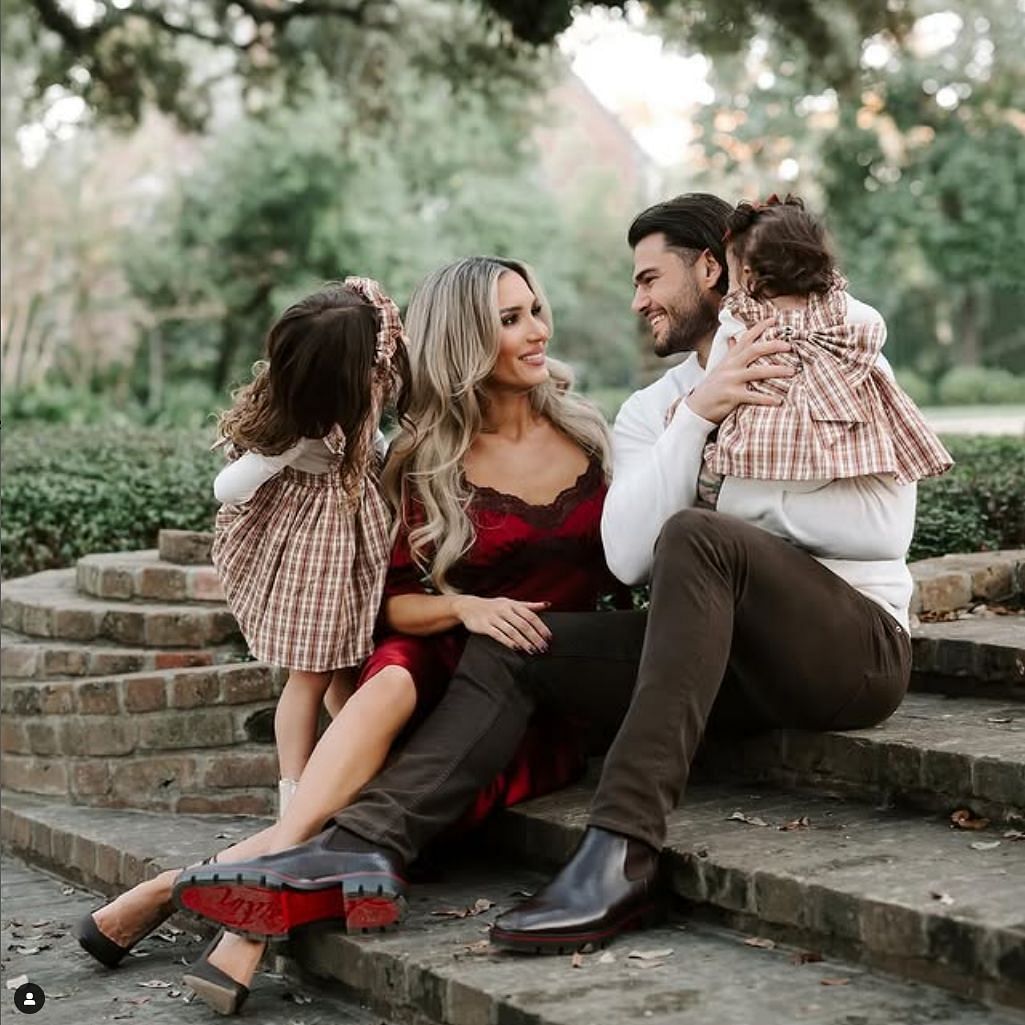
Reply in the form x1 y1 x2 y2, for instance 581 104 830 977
778 157 800 181
911 11 964 56
15 90 88 167
560 6 712 167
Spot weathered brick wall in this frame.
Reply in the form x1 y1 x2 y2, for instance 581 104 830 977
1 663 284 814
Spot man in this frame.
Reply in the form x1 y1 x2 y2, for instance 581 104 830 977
176 194 913 952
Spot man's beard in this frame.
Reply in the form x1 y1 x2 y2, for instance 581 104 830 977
656 292 720 357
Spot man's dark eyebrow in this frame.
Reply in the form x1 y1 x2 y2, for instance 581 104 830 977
633 267 656 286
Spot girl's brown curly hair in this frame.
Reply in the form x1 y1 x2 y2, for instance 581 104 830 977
725 194 837 300
217 283 411 485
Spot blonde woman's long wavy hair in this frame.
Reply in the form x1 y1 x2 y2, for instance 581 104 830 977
383 257 611 594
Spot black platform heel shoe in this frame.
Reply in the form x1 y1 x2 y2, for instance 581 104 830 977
74 852 221 968
181 929 251 1017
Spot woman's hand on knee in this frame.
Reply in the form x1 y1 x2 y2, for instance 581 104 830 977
451 596 552 653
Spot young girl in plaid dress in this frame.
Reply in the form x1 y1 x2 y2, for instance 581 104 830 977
690 194 950 507
213 278 410 819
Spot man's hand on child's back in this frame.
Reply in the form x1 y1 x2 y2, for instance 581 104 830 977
686 317 794 425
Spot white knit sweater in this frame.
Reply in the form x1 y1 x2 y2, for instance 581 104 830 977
600 351 916 629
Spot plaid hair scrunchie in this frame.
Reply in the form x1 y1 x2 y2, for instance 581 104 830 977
343 276 407 371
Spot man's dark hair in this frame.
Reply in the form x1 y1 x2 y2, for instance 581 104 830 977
627 193 733 295
725 194 836 300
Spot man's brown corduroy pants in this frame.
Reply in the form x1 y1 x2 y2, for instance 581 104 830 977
337 509 911 859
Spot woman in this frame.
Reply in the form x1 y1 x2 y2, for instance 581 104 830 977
76 257 619 1014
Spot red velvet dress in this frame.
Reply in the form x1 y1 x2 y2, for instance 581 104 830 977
356 458 620 830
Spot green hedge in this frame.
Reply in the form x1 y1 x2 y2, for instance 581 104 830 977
910 434 1025 561
2 427 221 579
1 427 1021 581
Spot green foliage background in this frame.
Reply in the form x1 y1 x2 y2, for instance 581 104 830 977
3 426 1021 580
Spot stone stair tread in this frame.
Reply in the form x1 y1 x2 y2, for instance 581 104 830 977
2 569 238 647
914 617 1025 648
76 549 224 603
3 568 225 614
502 779 1025 928
699 692 1024 817
492 779 1024 1005
296 862 1016 1025
1 793 1014 1025
1 628 242 679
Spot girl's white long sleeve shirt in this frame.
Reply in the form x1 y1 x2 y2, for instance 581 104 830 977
600 352 916 630
213 430 387 506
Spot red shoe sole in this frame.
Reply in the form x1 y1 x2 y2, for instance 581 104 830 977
176 878 404 940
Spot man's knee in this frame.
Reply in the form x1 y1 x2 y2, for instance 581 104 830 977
458 634 530 691
656 507 726 551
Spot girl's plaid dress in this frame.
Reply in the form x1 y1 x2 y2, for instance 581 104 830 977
212 429 391 673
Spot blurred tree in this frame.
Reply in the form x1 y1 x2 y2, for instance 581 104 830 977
681 0 1025 375
122 66 635 397
12 0 911 130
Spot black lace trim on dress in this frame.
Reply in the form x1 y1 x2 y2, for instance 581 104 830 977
465 457 604 529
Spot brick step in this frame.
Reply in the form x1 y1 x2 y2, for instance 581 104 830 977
910 549 1024 617
76 550 224 603
1 663 283 813
0 630 243 680
2 744 279 815
489 780 1025 1009
157 528 214 565
697 692 1024 823
0 793 1014 1025
1 569 239 647
911 616 1025 700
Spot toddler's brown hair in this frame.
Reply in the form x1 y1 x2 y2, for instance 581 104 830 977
724 194 836 300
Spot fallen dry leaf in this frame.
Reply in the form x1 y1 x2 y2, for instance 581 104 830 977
628 948 674 960
743 937 776 949
1002 830 1024 841
570 952 585 969
970 840 1001 851
30 920 50 928
5 974 28 990
598 951 616 965
454 939 491 958
820 977 851 987
728 811 770 827
780 817 811 831
431 897 495 920
509 889 534 899
136 980 173 989
792 951 824 965
60 887 75 896
930 891 955 906
950 809 990 831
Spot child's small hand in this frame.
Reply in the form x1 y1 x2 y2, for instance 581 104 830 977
664 397 684 427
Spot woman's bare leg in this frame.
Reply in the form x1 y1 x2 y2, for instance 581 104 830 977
204 666 416 986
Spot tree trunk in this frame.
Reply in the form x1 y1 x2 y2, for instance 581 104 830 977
958 287 981 366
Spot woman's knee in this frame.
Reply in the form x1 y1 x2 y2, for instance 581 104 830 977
358 665 417 717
